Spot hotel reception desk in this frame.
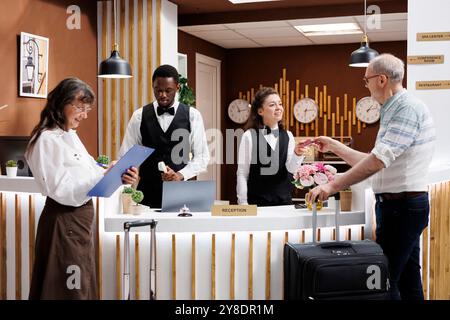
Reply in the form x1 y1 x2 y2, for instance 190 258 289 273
1 171 449 300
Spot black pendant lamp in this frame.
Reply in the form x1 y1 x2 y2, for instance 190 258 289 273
98 0 132 78
349 0 379 67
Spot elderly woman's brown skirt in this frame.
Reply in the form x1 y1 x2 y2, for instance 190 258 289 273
29 197 98 300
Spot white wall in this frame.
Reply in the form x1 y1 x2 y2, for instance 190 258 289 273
160 0 178 68
408 0 450 167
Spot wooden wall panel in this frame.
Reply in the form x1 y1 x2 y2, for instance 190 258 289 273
128 0 135 129
230 233 235 300
265 232 271 300
137 0 144 109
135 234 140 299
99 0 162 159
15 195 21 299
95 198 102 299
119 0 126 143
427 181 450 299
101 1 108 156
248 233 253 300
0 193 6 299
191 234 196 300
211 233 216 300
28 195 35 283
171 234 176 299
115 235 121 300
146 0 153 102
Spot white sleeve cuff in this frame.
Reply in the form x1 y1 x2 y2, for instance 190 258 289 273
371 144 393 168
178 167 194 181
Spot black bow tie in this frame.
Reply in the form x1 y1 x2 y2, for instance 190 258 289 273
264 127 279 137
157 106 175 116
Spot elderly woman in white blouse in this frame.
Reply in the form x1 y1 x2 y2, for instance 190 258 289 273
25 78 138 300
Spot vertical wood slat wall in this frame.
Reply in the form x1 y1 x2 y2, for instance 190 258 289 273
98 0 161 160
0 193 6 299
424 181 450 299
238 68 369 138
14 195 21 300
28 195 35 284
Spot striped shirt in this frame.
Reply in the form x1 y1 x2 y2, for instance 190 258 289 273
371 89 436 193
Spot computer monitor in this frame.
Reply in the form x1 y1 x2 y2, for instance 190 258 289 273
161 180 215 213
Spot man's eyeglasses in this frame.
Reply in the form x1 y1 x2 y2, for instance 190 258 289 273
363 74 388 85
71 103 93 114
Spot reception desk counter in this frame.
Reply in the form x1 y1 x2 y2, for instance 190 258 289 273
2 171 449 300
102 204 366 300
0 176 367 300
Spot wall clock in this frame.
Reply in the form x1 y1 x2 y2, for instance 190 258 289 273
293 98 318 124
356 96 381 124
228 99 251 124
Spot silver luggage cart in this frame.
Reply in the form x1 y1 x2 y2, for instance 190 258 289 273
123 219 158 300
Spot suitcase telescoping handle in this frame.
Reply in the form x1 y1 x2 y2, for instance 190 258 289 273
311 193 340 244
123 219 158 300
124 220 158 230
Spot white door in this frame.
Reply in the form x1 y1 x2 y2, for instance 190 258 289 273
195 53 221 199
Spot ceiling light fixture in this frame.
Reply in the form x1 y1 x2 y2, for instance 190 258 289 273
98 0 132 78
349 0 379 67
294 23 362 36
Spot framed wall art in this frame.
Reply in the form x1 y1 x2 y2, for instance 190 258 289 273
19 32 49 98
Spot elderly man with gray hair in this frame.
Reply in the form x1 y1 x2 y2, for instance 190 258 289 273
307 53 436 300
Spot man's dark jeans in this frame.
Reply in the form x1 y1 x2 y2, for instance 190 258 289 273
375 193 429 300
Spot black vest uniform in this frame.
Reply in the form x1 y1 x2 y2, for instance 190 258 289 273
247 129 294 206
138 103 191 208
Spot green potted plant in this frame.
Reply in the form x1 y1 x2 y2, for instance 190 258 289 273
96 154 110 169
6 160 18 177
178 75 196 106
121 186 134 214
130 190 145 215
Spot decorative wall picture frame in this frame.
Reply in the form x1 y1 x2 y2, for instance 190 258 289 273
19 32 49 98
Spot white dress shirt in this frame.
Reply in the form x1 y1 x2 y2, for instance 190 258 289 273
236 126 304 205
26 128 105 207
119 101 210 180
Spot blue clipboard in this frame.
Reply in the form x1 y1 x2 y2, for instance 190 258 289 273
87 145 154 197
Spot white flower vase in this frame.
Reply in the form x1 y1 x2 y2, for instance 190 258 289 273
6 167 17 177
130 204 146 215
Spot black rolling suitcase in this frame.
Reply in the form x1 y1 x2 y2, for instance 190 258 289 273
284 193 390 300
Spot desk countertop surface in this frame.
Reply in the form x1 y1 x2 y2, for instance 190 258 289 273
104 205 365 233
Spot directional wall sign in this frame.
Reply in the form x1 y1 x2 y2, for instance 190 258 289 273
408 55 444 64
416 80 450 90
417 32 450 41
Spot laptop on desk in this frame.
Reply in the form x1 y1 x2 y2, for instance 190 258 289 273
161 180 215 213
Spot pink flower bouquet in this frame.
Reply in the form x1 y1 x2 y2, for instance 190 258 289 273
292 163 337 190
